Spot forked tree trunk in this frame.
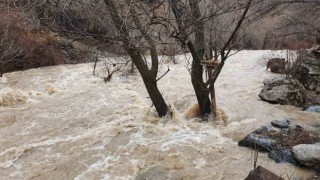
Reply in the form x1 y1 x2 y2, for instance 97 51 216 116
105 0 168 117
187 41 211 118
169 0 211 120
189 0 211 119
128 50 168 117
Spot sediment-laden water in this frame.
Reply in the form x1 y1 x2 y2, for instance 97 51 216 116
0 50 319 179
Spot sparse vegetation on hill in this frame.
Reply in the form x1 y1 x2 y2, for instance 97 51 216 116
0 4 92 76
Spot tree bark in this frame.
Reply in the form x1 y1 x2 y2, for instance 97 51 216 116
189 0 211 119
104 0 168 117
169 0 211 120
129 50 167 116
187 40 211 119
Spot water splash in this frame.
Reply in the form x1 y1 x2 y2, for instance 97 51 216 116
0 51 318 179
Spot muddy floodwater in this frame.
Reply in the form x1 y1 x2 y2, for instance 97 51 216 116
0 50 319 179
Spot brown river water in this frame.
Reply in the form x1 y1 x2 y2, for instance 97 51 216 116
0 50 319 179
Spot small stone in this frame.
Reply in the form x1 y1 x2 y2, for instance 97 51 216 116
266 58 286 74
238 134 276 152
271 120 290 128
253 125 274 134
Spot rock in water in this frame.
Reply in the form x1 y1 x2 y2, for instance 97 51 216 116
244 166 284 180
271 120 290 128
268 148 298 165
238 134 276 152
297 49 320 90
258 78 306 107
266 58 286 74
305 106 320 113
292 143 320 171
299 49 320 76
239 120 320 170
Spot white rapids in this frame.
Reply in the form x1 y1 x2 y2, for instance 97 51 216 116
0 50 319 179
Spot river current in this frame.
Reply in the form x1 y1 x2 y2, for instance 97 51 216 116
0 50 319 179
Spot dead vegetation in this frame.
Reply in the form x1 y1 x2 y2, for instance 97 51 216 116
0 4 93 76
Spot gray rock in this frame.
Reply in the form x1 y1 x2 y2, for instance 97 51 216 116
261 50 320 108
271 120 290 128
254 125 275 134
258 78 306 107
305 106 320 113
238 134 276 152
299 50 320 76
268 148 297 165
293 63 320 91
292 143 320 171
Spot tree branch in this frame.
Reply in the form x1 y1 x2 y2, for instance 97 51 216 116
156 65 170 81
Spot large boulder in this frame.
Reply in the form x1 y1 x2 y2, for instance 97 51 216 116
292 143 320 171
297 48 320 90
244 166 284 180
258 77 306 107
300 49 320 76
260 48 320 108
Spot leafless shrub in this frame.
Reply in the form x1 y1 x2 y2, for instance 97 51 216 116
285 50 300 80
93 52 132 82
0 26 25 77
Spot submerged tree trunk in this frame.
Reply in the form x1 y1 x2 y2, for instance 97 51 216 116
128 49 168 117
187 41 211 118
169 0 211 120
189 0 211 119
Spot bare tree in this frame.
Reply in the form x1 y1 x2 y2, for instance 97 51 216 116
104 0 170 117
168 0 253 120
268 1 320 47
12 0 303 121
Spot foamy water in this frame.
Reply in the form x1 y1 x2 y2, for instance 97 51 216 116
0 50 319 179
